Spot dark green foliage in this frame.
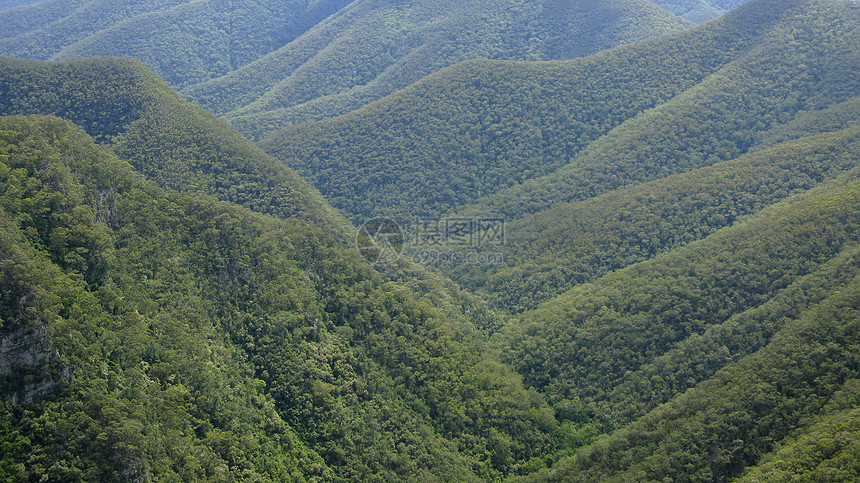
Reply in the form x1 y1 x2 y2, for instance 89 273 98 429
503 175 860 429
262 0 857 225
0 115 575 480
755 97 860 150
445 127 860 312
0 56 163 143
737 383 860 481
0 115 329 481
0 0 353 88
0 55 350 237
516 275 860 481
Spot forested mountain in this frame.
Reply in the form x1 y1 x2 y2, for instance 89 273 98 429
653 0 750 22
515 267 860 481
0 0 691 139
262 0 858 226
0 0 353 88
0 115 329 481
0 59 580 479
185 0 689 137
2 0 860 480
446 126 860 312
258 1 860 476
504 169 860 430
0 55 350 238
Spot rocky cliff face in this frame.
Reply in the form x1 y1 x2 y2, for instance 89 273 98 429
0 324 69 403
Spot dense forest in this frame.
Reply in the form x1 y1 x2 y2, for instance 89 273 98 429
0 0 690 138
187 0 689 137
1 0 859 481
653 0 750 22
0 55 349 236
0 56 600 479
262 0 859 226
0 0 353 87
446 127 860 311
0 114 572 480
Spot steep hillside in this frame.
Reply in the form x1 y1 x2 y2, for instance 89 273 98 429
0 55 612 479
503 169 860 425
517 273 860 481
262 0 858 225
3 1 859 480
736 393 860 481
0 55 350 237
461 0 859 223
0 115 330 480
653 0 750 22
0 115 576 480
186 0 689 137
502 170 860 479
0 0 352 87
444 126 860 312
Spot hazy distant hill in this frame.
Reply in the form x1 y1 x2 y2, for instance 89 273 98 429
0 0 353 87
653 0 751 22
0 0 41 10
185 0 690 137
263 0 858 227
0 0 691 139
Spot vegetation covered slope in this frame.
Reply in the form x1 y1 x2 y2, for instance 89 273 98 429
503 169 860 425
0 55 350 237
3 1 859 480
653 0 751 22
0 0 690 137
0 115 580 480
0 115 330 481
186 0 689 137
444 126 860 312
262 0 858 226
0 0 352 88
517 274 860 481
496 164 860 479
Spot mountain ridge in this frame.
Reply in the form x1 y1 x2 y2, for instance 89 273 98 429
0 0 692 138
261 0 853 225
1 0 859 480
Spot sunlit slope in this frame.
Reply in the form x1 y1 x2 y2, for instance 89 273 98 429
0 114 573 480
186 0 689 137
0 0 352 87
262 0 857 228
0 56 349 236
445 126 860 312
